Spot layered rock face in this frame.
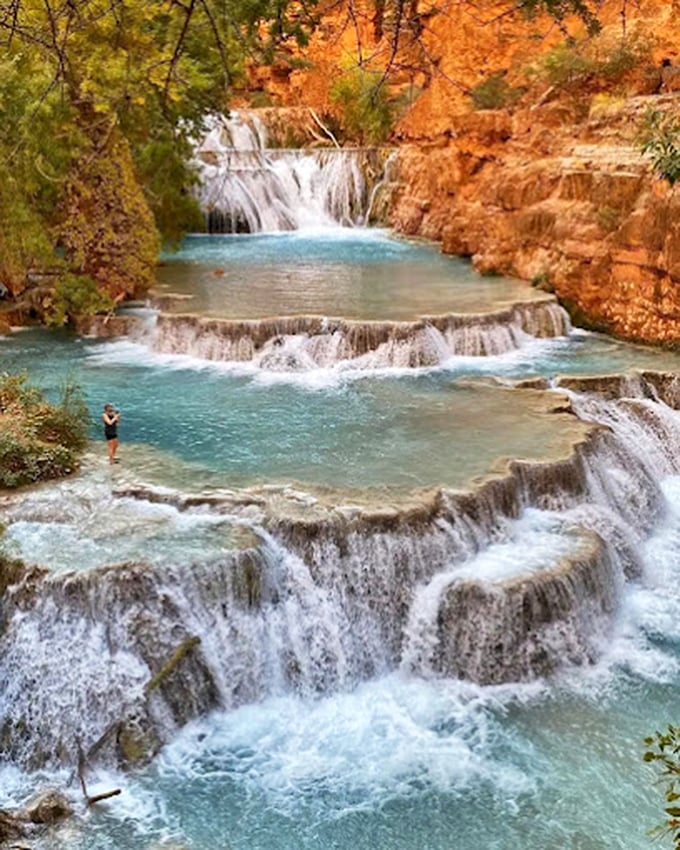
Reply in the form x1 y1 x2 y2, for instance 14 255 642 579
391 95 680 346
255 0 680 346
386 0 680 346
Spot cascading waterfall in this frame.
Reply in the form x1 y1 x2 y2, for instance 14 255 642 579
143 299 571 370
194 112 388 232
3 374 680 770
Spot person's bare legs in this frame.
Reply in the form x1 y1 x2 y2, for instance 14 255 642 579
108 438 119 463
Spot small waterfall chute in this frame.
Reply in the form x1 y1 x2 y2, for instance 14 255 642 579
194 112 389 232
144 299 571 372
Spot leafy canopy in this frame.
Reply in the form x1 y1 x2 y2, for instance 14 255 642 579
0 0 317 304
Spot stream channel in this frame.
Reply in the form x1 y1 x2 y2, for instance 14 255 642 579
2 228 680 849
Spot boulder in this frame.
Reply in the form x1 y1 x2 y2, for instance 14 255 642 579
0 809 25 841
21 787 72 824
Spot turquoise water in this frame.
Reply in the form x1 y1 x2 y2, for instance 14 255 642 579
0 330 581 493
155 231 548 319
1 230 679 850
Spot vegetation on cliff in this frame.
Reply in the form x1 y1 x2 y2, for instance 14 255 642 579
0 373 90 488
330 68 396 144
0 0 316 319
642 110 680 186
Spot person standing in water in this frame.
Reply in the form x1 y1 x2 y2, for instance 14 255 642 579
102 403 122 464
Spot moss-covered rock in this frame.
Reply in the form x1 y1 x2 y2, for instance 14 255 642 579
116 713 162 768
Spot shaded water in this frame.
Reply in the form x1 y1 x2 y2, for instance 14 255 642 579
2 230 680 850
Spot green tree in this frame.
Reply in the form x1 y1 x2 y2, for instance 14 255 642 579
330 67 395 145
0 0 317 306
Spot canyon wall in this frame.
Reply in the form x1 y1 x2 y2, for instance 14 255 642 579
389 0 680 346
391 95 680 344
253 0 680 345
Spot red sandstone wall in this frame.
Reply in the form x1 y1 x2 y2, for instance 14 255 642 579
251 0 680 344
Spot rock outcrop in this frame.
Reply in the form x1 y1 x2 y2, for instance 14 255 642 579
391 95 680 345
245 0 680 347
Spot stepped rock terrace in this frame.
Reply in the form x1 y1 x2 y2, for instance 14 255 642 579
3 222 680 849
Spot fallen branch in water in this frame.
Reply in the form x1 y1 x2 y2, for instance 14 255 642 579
76 741 121 808
145 635 202 696
86 789 122 807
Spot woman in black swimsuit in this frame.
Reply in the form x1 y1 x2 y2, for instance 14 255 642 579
102 403 121 464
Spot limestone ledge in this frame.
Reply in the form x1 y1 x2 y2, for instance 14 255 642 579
390 95 680 347
146 298 568 367
1 371 677 771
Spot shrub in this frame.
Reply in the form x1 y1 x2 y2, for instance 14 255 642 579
35 379 90 451
43 274 114 328
644 726 680 849
329 68 395 145
641 110 680 185
470 73 522 110
533 29 652 90
0 373 89 489
0 426 77 488
538 41 595 88
531 271 555 293
595 205 622 232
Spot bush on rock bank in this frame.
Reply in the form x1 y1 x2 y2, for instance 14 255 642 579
0 373 89 489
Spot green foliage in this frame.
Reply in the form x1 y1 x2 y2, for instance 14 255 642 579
644 726 680 848
538 41 594 87
43 274 114 328
534 29 652 90
0 169 56 291
0 372 90 489
249 91 275 109
595 205 622 233
530 271 555 292
330 68 395 145
470 72 522 110
36 378 91 452
519 0 601 34
641 110 680 186
0 0 318 302
59 134 160 297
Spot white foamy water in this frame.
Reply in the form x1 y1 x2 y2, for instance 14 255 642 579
82 324 567 391
155 674 541 809
195 113 379 232
2 397 680 849
2 462 240 571
4 222 680 849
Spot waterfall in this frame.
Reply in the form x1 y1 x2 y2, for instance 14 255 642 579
144 299 571 370
194 112 390 232
3 373 680 770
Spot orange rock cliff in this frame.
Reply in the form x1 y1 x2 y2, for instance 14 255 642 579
247 0 680 346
